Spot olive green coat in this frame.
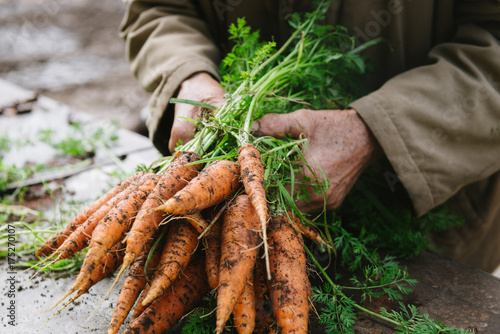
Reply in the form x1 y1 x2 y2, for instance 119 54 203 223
120 0 500 272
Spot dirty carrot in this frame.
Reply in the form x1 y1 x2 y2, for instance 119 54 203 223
36 172 144 257
253 258 275 334
123 254 209 334
287 212 329 246
154 159 240 215
141 219 199 306
204 210 223 290
106 151 202 308
54 178 139 260
75 242 125 303
124 151 201 265
132 282 151 320
107 236 163 334
43 242 125 315
238 143 271 279
29 175 146 280
233 269 256 334
66 173 159 297
268 214 311 334
216 194 260 334
185 211 208 233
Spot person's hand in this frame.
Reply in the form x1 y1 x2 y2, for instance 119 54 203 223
168 72 226 153
251 108 381 213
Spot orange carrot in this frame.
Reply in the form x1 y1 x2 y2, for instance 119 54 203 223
132 282 151 320
123 254 208 334
238 143 271 280
216 194 260 334
185 211 209 233
233 270 256 334
106 151 202 308
65 173 159 298
73 242 125 301
286 212 328 246
155 159 240 215
253 258 275 334
123 151 201 269
204 211 223 290
268 214 311 334
238 143 268 228
29 174 148 280
141 219 199 306
44 242 126 315
107 236 163 334
36 172 144 257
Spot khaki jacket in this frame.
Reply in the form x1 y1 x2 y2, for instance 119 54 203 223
120 0 500 272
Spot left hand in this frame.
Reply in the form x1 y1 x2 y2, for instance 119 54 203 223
251 108 382 213
168 72 226 153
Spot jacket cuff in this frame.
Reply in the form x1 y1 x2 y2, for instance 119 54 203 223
146 59 220 155
351 95 435 217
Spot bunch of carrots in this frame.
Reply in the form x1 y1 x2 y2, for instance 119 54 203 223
33 148 321 333
31 2 373 332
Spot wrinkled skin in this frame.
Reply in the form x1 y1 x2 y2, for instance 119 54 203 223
252 108 381 212
253 109 381 212
170 74 381 213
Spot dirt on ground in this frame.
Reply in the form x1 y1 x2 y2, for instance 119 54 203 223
0 0 151 135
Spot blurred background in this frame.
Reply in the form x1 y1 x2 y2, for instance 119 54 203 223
0 0 150 135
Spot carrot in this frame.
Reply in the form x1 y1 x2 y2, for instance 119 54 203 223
204 210 223 290
185 211 208 233
287 212 329 246
268 214 311 334
73 242 125 301
123 254 208 334
65 173 159 298
44 242 126 315
141 219 199 306
54 180 137 260
154 159 240 215
123 151 201 268
132 282 151 320
233 270 256 334
216 194 260 334
105 151 202 310
238 143 271 280
29 174 148 280
107 236 163 334
36 172 144 257
253 257 275 334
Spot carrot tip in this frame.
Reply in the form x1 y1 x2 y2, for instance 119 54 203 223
141 290 157 306
38 286 76 314
28 254 61 281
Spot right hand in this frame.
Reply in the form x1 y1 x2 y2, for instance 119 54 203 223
168 72 226 153
252 108 381 213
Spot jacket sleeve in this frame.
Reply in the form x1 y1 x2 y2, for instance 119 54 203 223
351 19 500 217
120 0 221 154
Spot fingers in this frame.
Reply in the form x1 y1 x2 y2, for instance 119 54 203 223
168 72 226 153
252 109 312 139
168 115 197 153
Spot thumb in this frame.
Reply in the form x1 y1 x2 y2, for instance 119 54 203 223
251 110 311 139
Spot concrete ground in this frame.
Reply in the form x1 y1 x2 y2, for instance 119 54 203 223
0 0 151 135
